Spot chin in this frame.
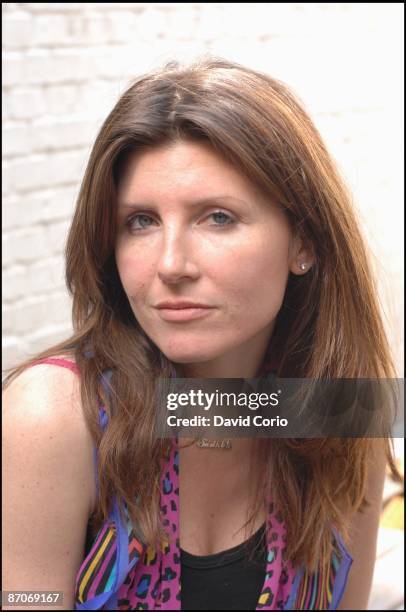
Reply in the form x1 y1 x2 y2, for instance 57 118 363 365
163 349 213 365
157 340 221 366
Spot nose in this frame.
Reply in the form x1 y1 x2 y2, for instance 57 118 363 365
157 226 200 285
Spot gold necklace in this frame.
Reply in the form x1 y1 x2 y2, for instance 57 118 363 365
196 438 232 449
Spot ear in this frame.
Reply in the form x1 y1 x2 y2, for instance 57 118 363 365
288 232 315 276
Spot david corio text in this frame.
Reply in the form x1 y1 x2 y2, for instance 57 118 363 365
167 415 288 427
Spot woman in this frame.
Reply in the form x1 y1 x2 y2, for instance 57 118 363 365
3 56 401 610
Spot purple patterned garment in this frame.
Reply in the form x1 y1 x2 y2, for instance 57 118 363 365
74 432 352 610
114 437 297 610
31 358 353 610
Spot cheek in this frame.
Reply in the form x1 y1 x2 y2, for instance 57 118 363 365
213 234 291 312
257 239 291 288
115 250 152 298
255 257 290 316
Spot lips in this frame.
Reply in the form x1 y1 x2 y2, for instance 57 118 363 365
154 301 215 322
155 301 214 309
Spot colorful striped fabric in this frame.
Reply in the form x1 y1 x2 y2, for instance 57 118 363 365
75 506 145 607
293 548 342 609
77 522 118 603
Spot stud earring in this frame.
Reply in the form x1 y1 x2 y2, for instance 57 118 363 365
300 262 307 271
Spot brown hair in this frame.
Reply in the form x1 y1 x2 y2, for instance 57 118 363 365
3 55 402 574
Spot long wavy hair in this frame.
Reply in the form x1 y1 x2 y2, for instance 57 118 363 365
3 55 402 574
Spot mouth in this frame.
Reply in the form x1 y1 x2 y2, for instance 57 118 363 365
155 306 216 322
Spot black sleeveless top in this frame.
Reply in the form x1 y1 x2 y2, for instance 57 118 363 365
84 521 267 610
180 522 268 610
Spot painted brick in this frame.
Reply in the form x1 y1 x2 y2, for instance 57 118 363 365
3 188 77 231
2 336 30 374
2 12 34 49
4 83 108 121
25 258 67 297
3 226 50 266
21 4 87 13
3 150 88 194
45 220 72 254
5 292 72 336
31 15 77 48
3 118 100 157
24 323 75 357
3 49 94 86
133 6 171 40
3 265 28 302
3 87 47 120
3 259 66 304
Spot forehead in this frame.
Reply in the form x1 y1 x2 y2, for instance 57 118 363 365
117 141 265 204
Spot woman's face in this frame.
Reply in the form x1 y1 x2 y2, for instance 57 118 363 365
115 140 308 373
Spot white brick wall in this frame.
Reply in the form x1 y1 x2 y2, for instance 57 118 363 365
3 3 404 375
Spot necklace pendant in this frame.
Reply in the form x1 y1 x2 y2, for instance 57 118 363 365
196 438 232 450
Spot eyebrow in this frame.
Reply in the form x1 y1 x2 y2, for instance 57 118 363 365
118 196 247 209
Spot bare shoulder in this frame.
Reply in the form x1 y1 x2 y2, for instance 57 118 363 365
2 358 97 609
4 356 78 414
2 357 97 518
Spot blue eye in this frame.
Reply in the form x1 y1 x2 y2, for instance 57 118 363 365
210 211 235 226
127 214 155 231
